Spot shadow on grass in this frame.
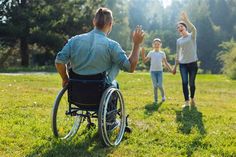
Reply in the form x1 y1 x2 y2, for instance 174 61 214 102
144 102 163 116
175 106 206 135
26 128 114 157
184 135 211 157
176 106 207 157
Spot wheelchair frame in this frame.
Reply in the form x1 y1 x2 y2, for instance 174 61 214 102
51 80 127 147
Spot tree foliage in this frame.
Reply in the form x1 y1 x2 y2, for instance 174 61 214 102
0 0 236 75
218 40 236 79
105 0 130 50
0 0 104 66
127 0 236 74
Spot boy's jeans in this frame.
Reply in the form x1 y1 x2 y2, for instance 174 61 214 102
151 71 164 102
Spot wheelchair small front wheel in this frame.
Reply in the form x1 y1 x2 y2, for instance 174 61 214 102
98 87 126 146
51 85 83 140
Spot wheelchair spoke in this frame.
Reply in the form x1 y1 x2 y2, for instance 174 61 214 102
52 86 83 140
53 82 127 147
106 109 118 119
98 87 126 147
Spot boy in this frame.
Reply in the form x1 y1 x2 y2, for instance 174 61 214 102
141 38 172 104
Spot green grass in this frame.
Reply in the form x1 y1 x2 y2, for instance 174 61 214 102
0 66 56 73
0 72 236 157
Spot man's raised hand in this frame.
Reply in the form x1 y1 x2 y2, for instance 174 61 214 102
133 25 145 45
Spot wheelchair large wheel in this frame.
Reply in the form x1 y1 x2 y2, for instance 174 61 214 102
98 87 126 146
52 85 83 140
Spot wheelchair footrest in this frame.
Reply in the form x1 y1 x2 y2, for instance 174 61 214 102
65 110 77 116
125 114 132 133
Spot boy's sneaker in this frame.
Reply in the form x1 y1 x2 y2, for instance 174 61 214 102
162 96 166 102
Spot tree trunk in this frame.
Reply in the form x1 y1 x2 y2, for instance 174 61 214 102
0 48 13 68
19 0 29 67
20 37 29 66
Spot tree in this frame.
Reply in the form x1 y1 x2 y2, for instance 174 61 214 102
0 0 104 67
209 0 231 33
218 39 236 79
105 0 130 50
128 0 150 31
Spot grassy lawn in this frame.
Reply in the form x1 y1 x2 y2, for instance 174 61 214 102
0 72 236 157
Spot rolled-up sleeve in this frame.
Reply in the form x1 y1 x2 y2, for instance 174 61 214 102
55 40 71 64
110 42 131 72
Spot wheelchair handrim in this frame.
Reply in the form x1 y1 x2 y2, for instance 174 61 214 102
99 87 126 146
52 85 82 140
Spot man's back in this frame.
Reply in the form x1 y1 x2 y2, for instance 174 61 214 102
55 28 131 83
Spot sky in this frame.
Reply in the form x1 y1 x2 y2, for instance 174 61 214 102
162 0 172 8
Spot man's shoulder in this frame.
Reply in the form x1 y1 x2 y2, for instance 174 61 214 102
107 37 119 45
107 38 121 50
69 32 90 41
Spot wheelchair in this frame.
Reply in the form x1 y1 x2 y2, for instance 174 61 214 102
51 70 129 146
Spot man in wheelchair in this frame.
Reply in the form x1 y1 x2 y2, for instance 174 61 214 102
54 7 144 146
68 68 118 131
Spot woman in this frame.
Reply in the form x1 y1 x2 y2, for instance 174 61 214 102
173 12 198 107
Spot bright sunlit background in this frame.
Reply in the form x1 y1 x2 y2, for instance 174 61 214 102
162 0 172 8
0 0 236 77
1 0 236 157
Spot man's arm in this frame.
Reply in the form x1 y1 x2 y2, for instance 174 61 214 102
55 38 71 87
55 63 69 87
128 25 145 72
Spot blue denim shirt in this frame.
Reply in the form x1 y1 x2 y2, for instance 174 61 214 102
55 28 131 83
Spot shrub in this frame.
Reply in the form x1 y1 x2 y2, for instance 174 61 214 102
218 40 236 80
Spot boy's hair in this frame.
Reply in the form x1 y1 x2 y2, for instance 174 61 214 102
153 38 162 43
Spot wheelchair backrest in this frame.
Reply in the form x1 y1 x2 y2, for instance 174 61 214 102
67 70 109 111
